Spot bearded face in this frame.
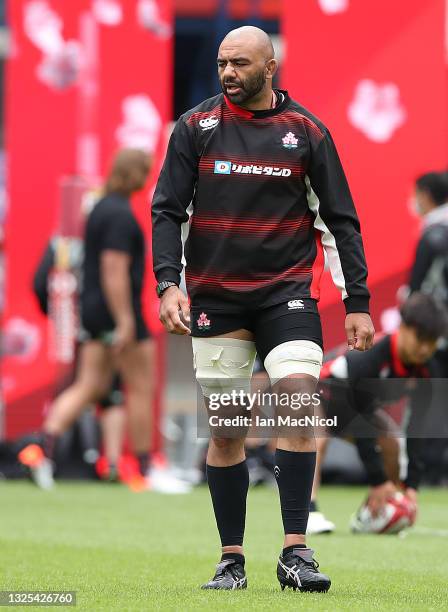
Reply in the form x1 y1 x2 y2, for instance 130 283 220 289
220 65 267 105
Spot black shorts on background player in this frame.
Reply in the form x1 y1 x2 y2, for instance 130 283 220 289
81 311 149 342
81 192 149 341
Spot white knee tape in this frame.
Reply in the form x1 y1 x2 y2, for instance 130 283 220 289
264 340 323 381
192 337 257 398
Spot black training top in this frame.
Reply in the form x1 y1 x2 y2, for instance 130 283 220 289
152 90 370 313
81 193 145 327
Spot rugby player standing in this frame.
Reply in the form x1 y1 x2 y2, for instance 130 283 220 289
152 26 374 592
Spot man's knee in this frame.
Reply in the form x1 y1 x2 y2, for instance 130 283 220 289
210 436 245 453
263 341 322 436
273 374 318 397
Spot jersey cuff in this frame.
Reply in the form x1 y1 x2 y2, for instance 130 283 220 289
155 267 181 285
344 295 370 314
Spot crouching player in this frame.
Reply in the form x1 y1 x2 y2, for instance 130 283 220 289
309 293 447 533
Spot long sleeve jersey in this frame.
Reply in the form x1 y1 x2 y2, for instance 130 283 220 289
152 90 370 313
322 334 436 489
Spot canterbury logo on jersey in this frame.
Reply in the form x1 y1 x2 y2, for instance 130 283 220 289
214 160 292 177
199 116 219 130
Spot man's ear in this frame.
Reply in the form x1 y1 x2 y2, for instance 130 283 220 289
266 58 278 80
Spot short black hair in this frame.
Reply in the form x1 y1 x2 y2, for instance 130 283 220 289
415 171 448 207
400 292 447 340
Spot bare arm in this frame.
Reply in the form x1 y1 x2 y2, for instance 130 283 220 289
100 249 135 350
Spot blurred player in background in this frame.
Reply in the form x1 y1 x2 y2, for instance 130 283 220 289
32 237 126 483
409 171 448 298
152 26 374 592
310 293 447 533
20 149 188 493
408 171 448 485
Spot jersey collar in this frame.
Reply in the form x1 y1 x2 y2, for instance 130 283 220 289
224 89 290 119
390 332 408 377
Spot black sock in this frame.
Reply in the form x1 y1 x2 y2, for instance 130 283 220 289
221 552 245 566
309 500 318 512
206 460 249 547
274 449 316 535
41 432 57 460
136 452 150 476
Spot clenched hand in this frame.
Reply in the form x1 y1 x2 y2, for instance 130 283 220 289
159 286 191 335
345 312 375 351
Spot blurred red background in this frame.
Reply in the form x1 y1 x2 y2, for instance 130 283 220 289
3 0 172 437
283 0 448 345
2 0 447 438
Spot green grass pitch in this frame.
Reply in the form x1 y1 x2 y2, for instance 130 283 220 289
1 482 448 610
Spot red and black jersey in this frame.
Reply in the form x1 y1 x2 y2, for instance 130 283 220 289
152 90 370 313
323 333 433 386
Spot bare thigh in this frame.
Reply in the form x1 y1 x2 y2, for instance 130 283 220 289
116 339 155 393
215 329 254 341
76 341 114 400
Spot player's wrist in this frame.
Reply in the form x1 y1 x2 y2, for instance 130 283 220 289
343 295 370 314
156 281 179 298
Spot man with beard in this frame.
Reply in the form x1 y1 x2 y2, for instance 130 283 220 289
152 27 374 593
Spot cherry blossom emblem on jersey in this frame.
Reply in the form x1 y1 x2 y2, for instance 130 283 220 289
282 132 298 149
197 312 211 329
